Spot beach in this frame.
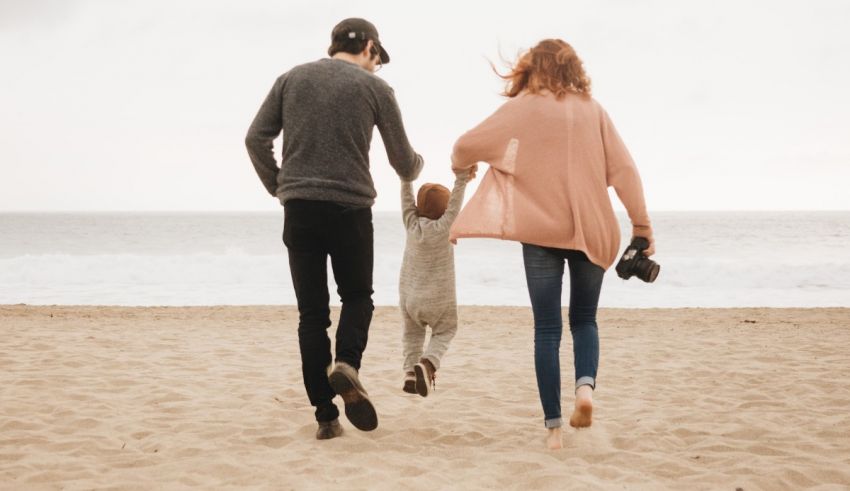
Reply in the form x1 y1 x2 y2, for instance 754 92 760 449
1 305 849 490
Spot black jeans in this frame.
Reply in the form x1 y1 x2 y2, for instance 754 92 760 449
282 199 375 423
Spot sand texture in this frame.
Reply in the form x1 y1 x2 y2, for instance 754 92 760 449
1 306 849 490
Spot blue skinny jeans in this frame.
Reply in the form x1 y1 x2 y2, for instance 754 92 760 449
522 243 604 428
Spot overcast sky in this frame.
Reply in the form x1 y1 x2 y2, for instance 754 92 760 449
1 0 848 212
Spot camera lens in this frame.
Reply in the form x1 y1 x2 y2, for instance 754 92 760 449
635 258 660 283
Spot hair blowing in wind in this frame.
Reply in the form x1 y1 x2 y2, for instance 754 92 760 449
495 39 592 99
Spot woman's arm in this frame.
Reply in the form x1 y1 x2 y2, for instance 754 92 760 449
601 108 655 255
451 102 515 174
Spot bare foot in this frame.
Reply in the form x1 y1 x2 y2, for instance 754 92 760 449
545 427 563 450
570 386 593 428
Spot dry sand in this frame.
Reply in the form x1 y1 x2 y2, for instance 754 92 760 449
1 305 849 490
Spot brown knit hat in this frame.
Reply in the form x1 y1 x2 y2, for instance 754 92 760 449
416 183 450 220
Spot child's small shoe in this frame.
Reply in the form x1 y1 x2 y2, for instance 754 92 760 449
403 371 417 394
414 358 436 398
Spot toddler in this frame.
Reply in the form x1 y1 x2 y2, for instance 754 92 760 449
398 171 469 397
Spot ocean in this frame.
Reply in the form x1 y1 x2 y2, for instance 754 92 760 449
1 212 848 307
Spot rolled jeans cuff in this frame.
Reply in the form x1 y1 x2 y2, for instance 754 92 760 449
544 417 562 429
575 376 595 391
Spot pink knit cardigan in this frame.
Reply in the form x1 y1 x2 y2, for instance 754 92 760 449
449 91 652 270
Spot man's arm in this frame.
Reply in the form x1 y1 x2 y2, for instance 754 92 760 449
245 76 285 197
376 87 424 182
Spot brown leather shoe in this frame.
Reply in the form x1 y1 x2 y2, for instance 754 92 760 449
316 419 343 440
328 361 378 431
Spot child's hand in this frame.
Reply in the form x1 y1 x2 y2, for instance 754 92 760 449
455 164 478 180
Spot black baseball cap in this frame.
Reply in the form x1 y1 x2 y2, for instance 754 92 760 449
331 18 390 64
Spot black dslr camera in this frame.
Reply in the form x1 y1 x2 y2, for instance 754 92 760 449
615 237 660 283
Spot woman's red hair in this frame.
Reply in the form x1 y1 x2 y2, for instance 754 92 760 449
496 39 591 99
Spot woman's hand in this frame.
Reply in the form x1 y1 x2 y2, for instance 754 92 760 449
638 236 656 257
455 164 478 180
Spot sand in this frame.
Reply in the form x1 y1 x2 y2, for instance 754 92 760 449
1 305 849 490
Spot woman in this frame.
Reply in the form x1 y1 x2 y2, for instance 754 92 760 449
450 39 655 450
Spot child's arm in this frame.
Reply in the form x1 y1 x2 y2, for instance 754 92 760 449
401 180 419 230
434 171 470 232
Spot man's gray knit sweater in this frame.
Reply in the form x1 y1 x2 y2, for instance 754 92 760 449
245 58 424 207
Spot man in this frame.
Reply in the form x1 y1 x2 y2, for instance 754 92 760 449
245 18 423 440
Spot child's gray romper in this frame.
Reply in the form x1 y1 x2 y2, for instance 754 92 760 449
399 175 468 372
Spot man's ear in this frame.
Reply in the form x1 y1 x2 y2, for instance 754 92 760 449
363 39 375 58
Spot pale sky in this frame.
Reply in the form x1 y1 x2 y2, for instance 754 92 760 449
1 0 848 212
